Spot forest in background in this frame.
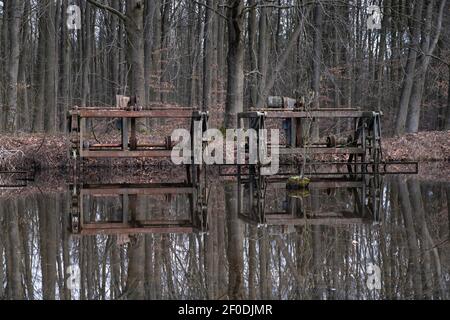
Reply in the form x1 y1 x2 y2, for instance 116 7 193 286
0 0 449 136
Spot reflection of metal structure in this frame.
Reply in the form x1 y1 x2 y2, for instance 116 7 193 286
69 106 208 160
238 97 418 174
70 181 208 236
0 171 34 188
237 173 383 227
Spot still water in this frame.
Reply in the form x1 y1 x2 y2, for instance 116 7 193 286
0 166 448 300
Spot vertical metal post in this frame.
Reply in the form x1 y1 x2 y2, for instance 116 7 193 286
79 117 86 157
290 117 297 147
130 118 137 150
122 117 129 150
295 118 302 147
80 191 85 229
122 194 129 226
361 120 366 173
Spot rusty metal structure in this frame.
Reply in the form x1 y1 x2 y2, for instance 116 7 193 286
69 106 208 160
238 96 418 174
69 180 208 236
237 172 382 227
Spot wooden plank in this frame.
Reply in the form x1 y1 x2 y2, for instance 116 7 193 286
269 180 365 189
81 187 194 196
79 226 196 235
240 110 377 119
81 150 174 158
137 219 192 226
82 220 192 228
76 109 198 118
265 215 368 225
278 147 365 155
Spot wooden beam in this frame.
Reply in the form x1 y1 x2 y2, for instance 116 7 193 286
278 147 365 155
81 187 195 196
239 110 378 119
265 215 368 225
79 226 196 235
75 109 199 118
81 150 174 158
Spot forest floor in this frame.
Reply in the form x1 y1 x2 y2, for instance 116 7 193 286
0 130 449 170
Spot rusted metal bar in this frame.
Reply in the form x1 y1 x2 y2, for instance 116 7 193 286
87 140 172 151
278 147 366 155
81 150 174 158
136 219 192 225
82 220 193 229
81 187 195 195
89 143 123 148
74 109 198 118
268 180 365 189
78 226 196 235
264 215 369 226
70 106 197 112
239 110 379 119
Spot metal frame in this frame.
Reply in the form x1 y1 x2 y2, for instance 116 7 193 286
237 172 383 227
238 106 398 174
69 107 208 160
70 181 208 236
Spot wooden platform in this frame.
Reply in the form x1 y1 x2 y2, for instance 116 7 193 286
69 106 208 160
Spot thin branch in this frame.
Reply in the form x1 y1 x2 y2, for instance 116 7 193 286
258 6 312 107
410 47 450 67
85 0 127 21
428 0 447 55
191 0 228 20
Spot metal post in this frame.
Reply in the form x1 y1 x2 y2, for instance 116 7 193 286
130 118 137 150
122 194 129 226
79 117 86 157
122 117 129 151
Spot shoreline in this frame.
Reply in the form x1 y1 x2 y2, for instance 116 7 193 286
0 130 449 170
0 162 448 200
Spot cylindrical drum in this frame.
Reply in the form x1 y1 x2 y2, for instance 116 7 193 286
267 96 297 109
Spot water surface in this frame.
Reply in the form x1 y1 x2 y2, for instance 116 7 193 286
0 167 448 300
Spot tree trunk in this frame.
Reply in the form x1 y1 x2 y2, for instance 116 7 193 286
43 0 57 132
224 0 245 129
5 0 24 131
203 0 217 112
160 0 170 103
247 1 257 108
225 183 244 299
311 1 322 140
144 0 156 106
395 0 423 135
5 200 24 299
406 0 447 133
256 6 268 109
446 64 450 130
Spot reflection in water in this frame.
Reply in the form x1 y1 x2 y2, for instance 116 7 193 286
0 172 448 300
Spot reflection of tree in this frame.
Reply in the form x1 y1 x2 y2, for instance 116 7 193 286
225 183 244 299
124 195 145 300
5 199 23 299
395 177 423 298
0 177 448 300
38 195 57 299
